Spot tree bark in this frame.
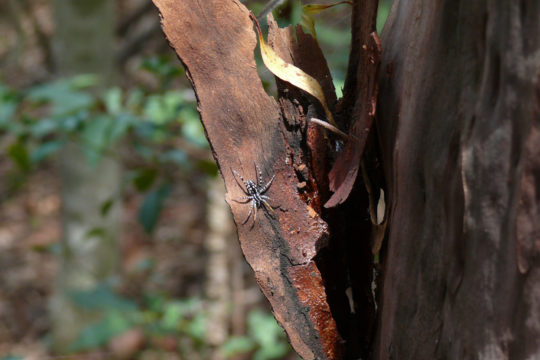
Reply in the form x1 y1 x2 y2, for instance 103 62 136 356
153 0 380 358
375 0 540 358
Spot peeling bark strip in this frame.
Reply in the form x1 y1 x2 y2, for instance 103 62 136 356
152 0 341 358
376 0 540 358
326 0 381 208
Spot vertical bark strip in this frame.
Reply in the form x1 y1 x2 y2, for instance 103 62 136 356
325 0 380 207
376 0 540 358
153 1 342 358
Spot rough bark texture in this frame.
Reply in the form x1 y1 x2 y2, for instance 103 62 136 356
153 0 383 356
327 0 381 208
153 1 343 358
375 0 540 358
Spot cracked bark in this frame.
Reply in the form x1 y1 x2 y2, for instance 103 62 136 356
153 0 378 358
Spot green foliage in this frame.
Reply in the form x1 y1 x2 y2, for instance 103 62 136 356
138 183 171 233
7 140 31 172
69 283 138 312
70 311 133 352
0 56 210 233
62 282 292 358
220 310 291 359
141 55 184 88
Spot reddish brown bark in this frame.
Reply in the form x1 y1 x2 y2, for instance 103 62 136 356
153 1 344 358
326 0 381 208
153 0 382 357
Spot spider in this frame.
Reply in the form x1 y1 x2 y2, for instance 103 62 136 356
231 163 275 224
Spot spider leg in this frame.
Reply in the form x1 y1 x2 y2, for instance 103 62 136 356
233 196 251 203
262 199 275 213
260 174 275 193
261 195 275 207
255 162 263 187
241 200 255 224
253 201 258 222
231 168 249 194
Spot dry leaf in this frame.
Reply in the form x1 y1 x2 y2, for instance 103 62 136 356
249 12 336 126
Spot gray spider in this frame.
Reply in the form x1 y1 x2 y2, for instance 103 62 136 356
231 163 275 224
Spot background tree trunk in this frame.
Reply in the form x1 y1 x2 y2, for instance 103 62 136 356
205 177 233 359
49 0 122 352
375 0 540 358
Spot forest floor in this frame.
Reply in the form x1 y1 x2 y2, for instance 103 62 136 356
0 160 262 359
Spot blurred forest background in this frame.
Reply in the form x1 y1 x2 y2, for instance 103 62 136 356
0 0 391 359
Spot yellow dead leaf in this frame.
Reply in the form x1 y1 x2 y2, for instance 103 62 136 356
249 13 336 127
301 1 352 39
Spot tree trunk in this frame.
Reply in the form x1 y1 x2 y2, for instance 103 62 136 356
205 177 233 359
375 1 540 358
153 0 379 358
49 0 121 352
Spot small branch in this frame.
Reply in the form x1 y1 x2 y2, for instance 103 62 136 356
257 0 285 21
308 117 356 141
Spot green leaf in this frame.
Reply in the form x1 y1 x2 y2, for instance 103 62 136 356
185 312 206 341
179 106 207 147
69 311 132 351
85 227 107 239
143 92 183 125
160 302 184 331
68 283 137 311
108 113 134 142
133 168 158 192
126 88 144 111
141 55 184 82
181 119 207 147
138 183 171 233
82 114 114 165
220 336 255 358
70 73 100 89
0 96 18 129
27 79 94 117
100 198 115 216
159 149 190 167
248 310 289 360
30 118 58 138
58 113 79 132
7 141 31 172
103 87 123 114
31 140 65 163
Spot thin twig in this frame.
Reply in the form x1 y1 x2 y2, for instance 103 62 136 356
257 0 285 21
308 117 356 140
